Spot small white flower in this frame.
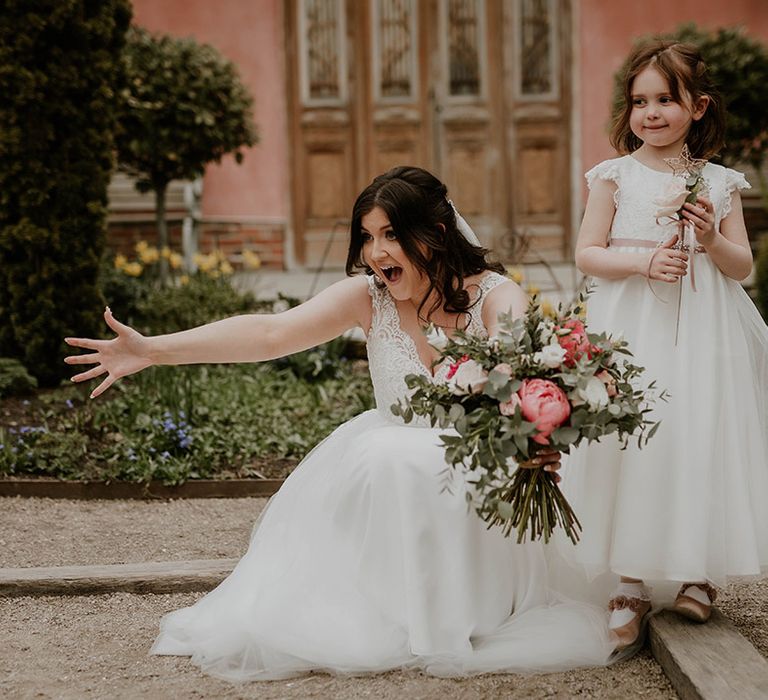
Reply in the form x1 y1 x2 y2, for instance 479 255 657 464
448 359 488 395
577 376 609 410
533 343 567 369
426 325 450 351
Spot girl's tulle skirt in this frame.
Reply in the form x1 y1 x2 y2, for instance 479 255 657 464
563 257 768 585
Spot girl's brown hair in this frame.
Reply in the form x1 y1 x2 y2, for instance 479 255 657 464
610 40 725 159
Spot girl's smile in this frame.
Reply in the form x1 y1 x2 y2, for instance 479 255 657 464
629 66 708 159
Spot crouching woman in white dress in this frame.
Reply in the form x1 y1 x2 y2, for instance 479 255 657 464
65 166 614 681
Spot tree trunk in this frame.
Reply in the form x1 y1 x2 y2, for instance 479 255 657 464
155 184 169 285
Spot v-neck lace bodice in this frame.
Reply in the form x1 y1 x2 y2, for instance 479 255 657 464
365 272 509 423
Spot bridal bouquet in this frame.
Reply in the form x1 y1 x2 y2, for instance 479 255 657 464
391 297 662 544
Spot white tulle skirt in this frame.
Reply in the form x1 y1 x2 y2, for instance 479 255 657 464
151 410 614 681
563 255 768 586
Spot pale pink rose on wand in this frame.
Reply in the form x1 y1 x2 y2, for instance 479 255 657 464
518 378 571 445
654 176 689 219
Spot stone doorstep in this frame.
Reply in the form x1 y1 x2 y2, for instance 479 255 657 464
3 560 768 698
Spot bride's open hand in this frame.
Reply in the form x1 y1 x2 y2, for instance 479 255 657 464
518 449 562 483
64 307 152 398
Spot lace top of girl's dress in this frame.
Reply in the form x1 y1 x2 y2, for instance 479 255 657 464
585 155 750 246
366 271 509 422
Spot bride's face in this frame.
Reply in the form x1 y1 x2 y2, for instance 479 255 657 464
361 206 428 303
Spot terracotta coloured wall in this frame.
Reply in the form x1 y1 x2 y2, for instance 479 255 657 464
579 1 768 192
130 0 288 221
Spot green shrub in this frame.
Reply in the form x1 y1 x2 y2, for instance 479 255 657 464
0 358 38 398
0 0 132 386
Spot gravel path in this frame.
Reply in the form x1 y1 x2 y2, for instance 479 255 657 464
3 496 766 698
1 592 676 700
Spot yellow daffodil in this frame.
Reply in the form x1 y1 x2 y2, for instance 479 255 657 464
506 266 524 284
539 299 556 319
169 252 184 270
135 240 149 254
526 283 540 297
242 249 262 270
139 245 160 264
113 254 128 271
122 262 143 277
160 246 172 259
219 260 234 275
179 274 190 285
194 252 217 273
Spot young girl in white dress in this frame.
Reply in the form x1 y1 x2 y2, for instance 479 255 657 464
65 166 615 681
564 40 768 652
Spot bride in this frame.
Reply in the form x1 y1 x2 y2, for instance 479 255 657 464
65 166 615 681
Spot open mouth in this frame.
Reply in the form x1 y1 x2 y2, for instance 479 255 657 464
381 265 403 283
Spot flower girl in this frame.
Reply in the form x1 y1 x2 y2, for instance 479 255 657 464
565 40 768 652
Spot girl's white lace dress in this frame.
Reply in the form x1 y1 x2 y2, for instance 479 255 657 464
563 156 768 585
151 272 614 681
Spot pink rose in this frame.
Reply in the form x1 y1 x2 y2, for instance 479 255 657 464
556 319 591 368
654 176 688 219
499 393 521 416
492 362 513 377
518 378 571 445
596 369 618 398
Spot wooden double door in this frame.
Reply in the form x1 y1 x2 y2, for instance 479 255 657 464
286 0 572 267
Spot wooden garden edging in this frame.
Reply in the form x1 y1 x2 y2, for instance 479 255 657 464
0 478 284 499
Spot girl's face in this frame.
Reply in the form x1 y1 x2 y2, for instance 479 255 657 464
360 206 428 304
629 66 708 155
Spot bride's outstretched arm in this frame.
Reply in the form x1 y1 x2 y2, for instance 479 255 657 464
65 275 371 398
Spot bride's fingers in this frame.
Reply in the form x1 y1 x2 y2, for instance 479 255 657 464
71 364 107 383
64 336 103 350
64 352 100 365
104 307 131 335
90 375 116 399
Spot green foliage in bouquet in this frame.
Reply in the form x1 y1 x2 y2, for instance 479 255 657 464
0 0 132 386
392 297 663 544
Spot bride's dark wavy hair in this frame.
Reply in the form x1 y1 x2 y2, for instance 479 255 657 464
345 166 505 322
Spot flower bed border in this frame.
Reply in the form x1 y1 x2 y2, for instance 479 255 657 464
0 478 283 499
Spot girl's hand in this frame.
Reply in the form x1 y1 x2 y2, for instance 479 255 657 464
682 196 716 246
64 308 152 398
647 234 688 283
518 448 562 483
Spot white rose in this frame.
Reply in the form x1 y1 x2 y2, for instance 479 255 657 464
448 359 488 395
426 325 450 351
577 376 609 410
533 343 567 369
654 176 688 219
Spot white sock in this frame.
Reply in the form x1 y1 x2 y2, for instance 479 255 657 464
609 582 650 630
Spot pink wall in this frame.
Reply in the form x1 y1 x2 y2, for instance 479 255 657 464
131 0 288 219
580 1 768 193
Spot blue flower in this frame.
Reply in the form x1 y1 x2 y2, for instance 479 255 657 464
179 437 192 449
19 426 31 434
149 447 156 454
160 450 171 460
65 399 74 409
179 410 186 419
0 444 4 450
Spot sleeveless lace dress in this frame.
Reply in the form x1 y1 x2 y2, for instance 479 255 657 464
151 272 614 681
562 156 768 587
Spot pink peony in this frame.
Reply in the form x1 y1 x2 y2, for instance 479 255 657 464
518 378 571 445
556 319 591 368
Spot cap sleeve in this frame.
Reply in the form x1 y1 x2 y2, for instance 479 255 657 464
723 168 751 220
585 159 621 206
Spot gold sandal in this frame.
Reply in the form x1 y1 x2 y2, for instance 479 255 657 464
671 582 717 623
609 594 652 653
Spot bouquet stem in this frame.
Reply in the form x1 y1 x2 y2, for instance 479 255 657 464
487 467 582 544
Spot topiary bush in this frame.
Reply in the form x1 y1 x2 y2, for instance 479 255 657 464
0 0 132 386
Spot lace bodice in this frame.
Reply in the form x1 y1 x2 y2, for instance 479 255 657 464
586 155 750 248
366 272 509 424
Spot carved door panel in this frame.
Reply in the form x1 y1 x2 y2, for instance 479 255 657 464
287 0 571 267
